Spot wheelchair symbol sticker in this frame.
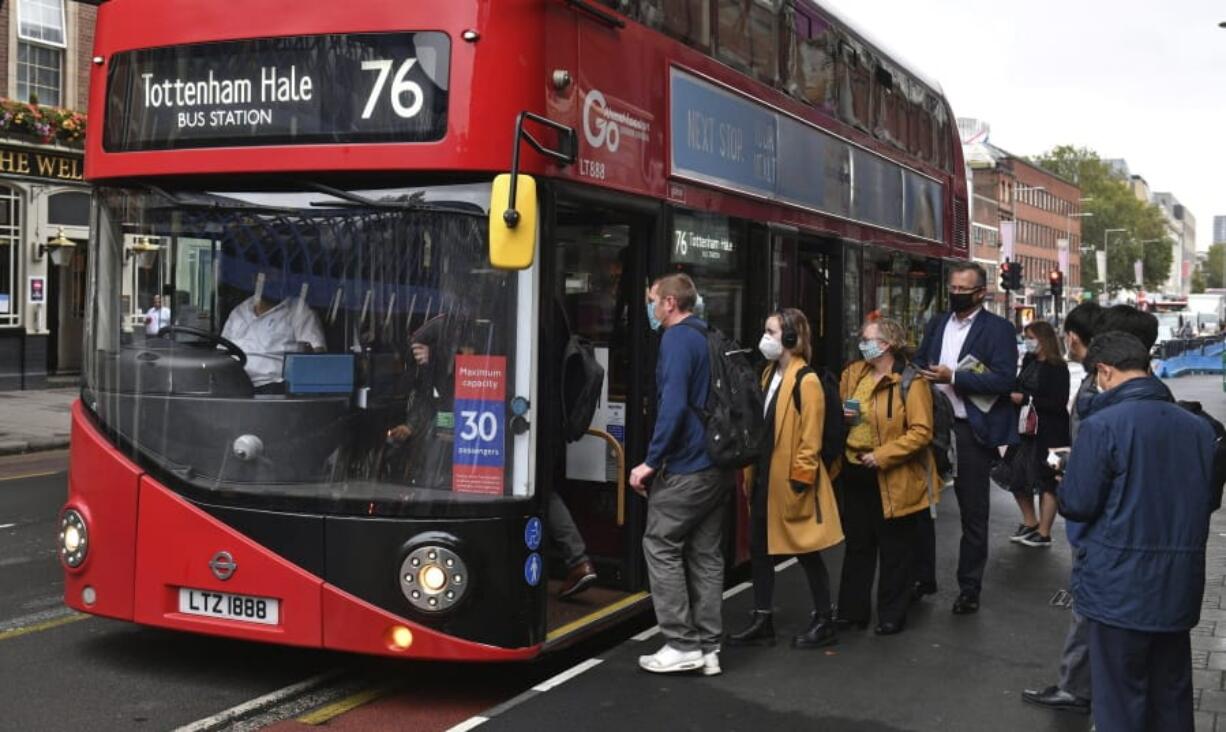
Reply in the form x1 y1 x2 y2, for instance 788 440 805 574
524 517 542 551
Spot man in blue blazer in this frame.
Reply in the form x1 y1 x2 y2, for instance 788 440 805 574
912 262 1019 614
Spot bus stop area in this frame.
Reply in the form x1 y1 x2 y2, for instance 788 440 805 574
455 377 1226 732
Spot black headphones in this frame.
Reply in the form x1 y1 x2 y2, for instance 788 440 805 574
776 310 798 350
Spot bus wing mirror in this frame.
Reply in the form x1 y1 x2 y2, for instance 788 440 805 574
489 173 537 270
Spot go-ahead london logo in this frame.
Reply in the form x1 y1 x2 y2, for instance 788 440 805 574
583 89 650 154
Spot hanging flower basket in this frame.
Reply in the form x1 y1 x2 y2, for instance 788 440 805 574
0 99 86 147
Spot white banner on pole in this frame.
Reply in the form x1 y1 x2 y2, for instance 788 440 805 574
1057 238 1069 273
1134 260 1144 287
999 221 1015 261
1096 251 1107 284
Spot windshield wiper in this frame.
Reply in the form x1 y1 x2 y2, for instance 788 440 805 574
289 178 483 217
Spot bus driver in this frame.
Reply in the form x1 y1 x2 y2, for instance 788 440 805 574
220 270 326 394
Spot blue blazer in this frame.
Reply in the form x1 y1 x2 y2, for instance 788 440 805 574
914 309 1019 448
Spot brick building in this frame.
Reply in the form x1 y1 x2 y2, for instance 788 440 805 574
961 119 1082 322
0 0 96 389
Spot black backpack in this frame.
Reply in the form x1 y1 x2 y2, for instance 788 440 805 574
678 319 766 469
1176 400 1226 508
901 364 956 479
561 332 605 443
790 365 845 469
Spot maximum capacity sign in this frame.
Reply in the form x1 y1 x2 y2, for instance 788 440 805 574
452 354 507 495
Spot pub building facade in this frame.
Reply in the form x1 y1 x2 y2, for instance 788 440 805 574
0 0 98 389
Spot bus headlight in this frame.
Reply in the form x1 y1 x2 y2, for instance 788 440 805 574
400 544 467 613
59 510 88 568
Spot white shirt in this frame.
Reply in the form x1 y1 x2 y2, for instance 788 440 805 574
144 306 171 336
764 368 784 417
937 307 982 419
220 296 326 387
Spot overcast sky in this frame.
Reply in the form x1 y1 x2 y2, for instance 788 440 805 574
824 0 1226 249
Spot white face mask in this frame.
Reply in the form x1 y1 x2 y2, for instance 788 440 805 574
759 333 784 361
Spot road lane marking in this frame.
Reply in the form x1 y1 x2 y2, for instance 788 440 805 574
0 523 15 529
0 610 87 641
532 657 602 692
446 717 489 731
173 671 346 732
296 683 397 726
0 470 61 483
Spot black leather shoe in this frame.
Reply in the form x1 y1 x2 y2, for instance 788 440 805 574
912 581 938 600
874 620 904 635
951 594 980 615
726 610 775 646
1021 685 1091 715
792 612 838 649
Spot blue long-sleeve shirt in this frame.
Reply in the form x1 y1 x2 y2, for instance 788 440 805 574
645 317 713 474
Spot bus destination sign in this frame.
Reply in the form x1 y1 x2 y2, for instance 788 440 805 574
104 32 450 151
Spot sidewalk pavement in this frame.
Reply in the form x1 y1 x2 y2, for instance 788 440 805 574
0 387 77 455
481 374 1226 732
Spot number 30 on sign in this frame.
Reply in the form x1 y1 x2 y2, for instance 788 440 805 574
452 355 507 495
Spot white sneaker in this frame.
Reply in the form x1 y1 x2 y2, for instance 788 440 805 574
701 651 721 677
638 644 703 674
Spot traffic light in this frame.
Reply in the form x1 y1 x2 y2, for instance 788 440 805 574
1049 270 1064 297
1011 261 1024 290
1000 261 1015 291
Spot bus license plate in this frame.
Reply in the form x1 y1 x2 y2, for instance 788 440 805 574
177 588 279 625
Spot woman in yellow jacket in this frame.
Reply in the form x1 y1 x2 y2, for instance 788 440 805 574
727 308 844 649
835 317 940 636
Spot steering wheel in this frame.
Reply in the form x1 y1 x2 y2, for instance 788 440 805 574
158 325 247 367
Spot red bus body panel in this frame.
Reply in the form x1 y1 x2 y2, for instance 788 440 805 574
63 404 541 661
63 401 141 621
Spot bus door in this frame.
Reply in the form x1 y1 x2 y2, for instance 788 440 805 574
770 229 844 373
543 194 654 640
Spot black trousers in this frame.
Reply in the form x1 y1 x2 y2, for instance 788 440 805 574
1088 619 1193 732
915 421 996 598
836 463 918 626
749 476 832 614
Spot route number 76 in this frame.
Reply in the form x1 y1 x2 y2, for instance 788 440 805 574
360 59 424 120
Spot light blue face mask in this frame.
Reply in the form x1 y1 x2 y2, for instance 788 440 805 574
859 339 887 361
646 300 662 331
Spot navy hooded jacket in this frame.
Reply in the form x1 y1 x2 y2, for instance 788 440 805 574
1058 375 1216 632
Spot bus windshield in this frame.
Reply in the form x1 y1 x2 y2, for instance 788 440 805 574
84 181 533 513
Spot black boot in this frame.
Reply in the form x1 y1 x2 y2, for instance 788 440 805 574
725 610 775 646
792 611 838 649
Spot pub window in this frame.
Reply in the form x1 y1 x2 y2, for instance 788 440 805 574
782 2 834 109
16 0 66 107
48 190 90 227
0 185 21 326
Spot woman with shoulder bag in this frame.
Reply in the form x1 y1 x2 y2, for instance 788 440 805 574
835 317 941 635
1006 321 1070 548
726 308 844 649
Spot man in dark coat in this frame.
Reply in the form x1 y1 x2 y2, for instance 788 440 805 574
912 262 1019 614
1059 332 1216 732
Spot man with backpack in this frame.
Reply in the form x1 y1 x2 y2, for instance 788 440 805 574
631 273 731 676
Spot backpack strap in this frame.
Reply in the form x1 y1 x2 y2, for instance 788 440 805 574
791 365 815 414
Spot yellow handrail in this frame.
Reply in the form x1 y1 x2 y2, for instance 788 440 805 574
585 428 627 527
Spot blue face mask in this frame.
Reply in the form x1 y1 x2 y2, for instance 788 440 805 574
859 339 887 361
646 300 662 331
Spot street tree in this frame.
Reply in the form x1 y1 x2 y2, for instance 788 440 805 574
1030 146 1172 293
1204 243 1226 290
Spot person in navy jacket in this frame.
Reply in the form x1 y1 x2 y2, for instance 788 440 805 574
912 262 1019 615
1059 331 1216 732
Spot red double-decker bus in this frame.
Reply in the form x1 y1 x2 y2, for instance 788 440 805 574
61 0 966 661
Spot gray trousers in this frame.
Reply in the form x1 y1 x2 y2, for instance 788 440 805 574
547 491 589 569
643 467 729 653
1058 554 1092 699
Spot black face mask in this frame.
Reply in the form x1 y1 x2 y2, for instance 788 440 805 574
949 291 979 313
